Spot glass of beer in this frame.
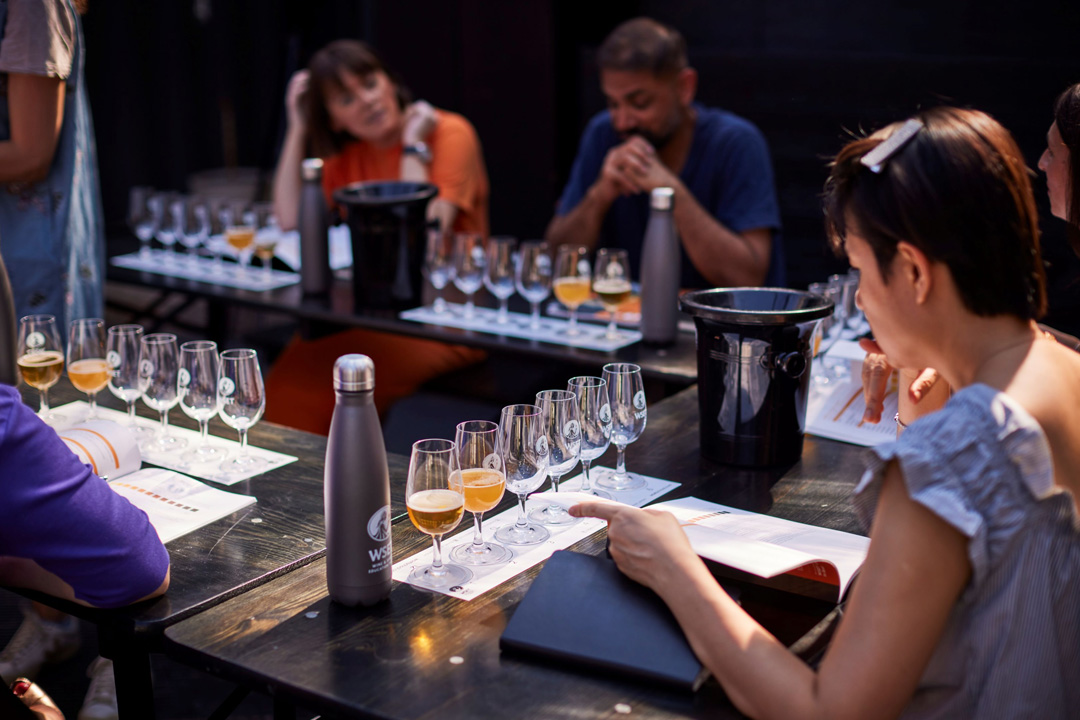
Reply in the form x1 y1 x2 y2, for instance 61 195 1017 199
554 245 591 336
16 314 65 423
449 421 511 566
406 438 472 588
494 404 551 546
592 249 632 341
225 223 256 279
67 318 109 420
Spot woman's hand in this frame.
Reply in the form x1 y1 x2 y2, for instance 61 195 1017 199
402 100 437 146
285 70 310 130
858 337 941 423
569 503 698 593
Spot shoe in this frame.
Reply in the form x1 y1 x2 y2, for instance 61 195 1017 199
0 610 81 680
78 657 118 720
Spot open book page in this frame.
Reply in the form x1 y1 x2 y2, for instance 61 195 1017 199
57 420 142 481
807 339 899 447
652 498 869 599
109 468 257 544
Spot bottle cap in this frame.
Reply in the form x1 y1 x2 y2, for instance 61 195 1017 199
650 187 674 210
301 158 324 182
333 354 374 391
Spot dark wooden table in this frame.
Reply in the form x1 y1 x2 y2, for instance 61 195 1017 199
105 241 699 388
7 381 411 719
163 385 871 720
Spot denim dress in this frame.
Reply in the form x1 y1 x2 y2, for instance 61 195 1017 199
0 0 104 329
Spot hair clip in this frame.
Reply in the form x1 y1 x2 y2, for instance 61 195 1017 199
860 118 924 173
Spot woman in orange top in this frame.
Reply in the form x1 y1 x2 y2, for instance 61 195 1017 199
267 40 488 434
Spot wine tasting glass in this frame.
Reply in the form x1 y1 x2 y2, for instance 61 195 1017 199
177 198 210 268
225 221 257 279
128 186 156 260
179 341 226 464
150 193 179 265
406 438 472 588
528 389 581 525
16 314 65 423
452 232 485 320
449 421 512 566
253 212 281 282
515 241 552 331
567 376 612 498
139 333 189 451
598 363 647 491
218 348 268 473
107 324 150 432
484 236 517 324
494 404 551 546
593 248 632 341
554 245 591 336
423 229 456 314
67 318 108 420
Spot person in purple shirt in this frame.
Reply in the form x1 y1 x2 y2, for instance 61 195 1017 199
0 383 170 719
546 17 783 289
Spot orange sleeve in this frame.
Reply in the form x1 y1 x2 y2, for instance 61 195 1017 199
321 151 349 208
428 112 490 234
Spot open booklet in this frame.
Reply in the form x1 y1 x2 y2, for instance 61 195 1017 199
57 420 257 544
543 493 870 603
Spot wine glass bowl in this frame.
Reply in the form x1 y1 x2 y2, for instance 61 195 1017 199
406 438 472 588
16 314 65 423
449 420 512 566
593 249 632 341
554 246 591 336
67 318 109 420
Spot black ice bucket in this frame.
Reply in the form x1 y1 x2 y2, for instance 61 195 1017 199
333 181 438 310
679 288 833 468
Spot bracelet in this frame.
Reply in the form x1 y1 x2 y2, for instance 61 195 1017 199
894 412 909 430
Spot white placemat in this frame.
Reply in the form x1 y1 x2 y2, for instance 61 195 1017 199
392 469 678 600
111 251 301 291
50 401 297 485
400 303 642 351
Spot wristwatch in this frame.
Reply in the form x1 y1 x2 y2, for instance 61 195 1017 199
402 141 432 164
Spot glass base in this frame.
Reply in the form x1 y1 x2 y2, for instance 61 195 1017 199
578 487 613 500
182 444 227 465
528 503 579 526
407 562 472 589
37 411 66 427
146 433 188 452
595 468 646 492
494 522 550 546
220 453 269 474
450 540 512 566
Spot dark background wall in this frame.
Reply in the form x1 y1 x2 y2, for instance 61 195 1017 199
82 0 1080 290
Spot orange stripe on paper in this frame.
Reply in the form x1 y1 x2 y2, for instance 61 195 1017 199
64 428 120 469
60 437 98 476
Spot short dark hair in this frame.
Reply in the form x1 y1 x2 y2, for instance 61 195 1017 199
597 17 687 77
304 40 413 157
824 106 1046 321
1053 84 1080 231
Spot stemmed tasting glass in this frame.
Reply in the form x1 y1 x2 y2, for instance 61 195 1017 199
179 341 226 465
176 198 210 268
449 421 512 566
515 241 552 331
484 236 517 324
218 348 269 473
528 389 581 525
16 314 65 423
225 216 257 280
593 248 632 341
598 363 647 491
567 376 613 498
138 333 188 451
406 438 472 588
494 404 551 546
150 193 179 265
554 245 591 336
452 232 485 320
107 324 151 433
423 228 456 314
67 318 109 420
253 209 281 282
128 186 156 261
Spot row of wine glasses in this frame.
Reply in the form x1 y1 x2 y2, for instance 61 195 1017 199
422 233 634 340
16 314 267 474
404 363 647 590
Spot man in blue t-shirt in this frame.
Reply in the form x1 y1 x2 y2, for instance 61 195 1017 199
546 17 783 289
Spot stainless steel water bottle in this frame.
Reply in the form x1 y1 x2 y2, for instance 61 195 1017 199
640 187 680 346
324 354 392 606
299 158 332 296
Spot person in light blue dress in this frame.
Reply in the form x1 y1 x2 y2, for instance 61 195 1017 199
0 0 104 330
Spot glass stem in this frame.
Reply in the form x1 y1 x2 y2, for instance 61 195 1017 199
607 316 618 338
530 301 540 328
516 493 529 528
471 512 485 548
199 419 211 446
568 309 578 334
498 298 509 323
39 388 49 415
581 459 592 492
87 392 97 418
551 473 561 493
465 297 475 318
238 427 249 456
615 444 627 479
433 293 447 313
127 400 138 426
159 408 170 437
431 535 445 572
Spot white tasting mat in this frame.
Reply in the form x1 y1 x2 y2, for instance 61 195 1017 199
111 251 300 291
400 303 642 351
50 402 297 485
392 469 678 600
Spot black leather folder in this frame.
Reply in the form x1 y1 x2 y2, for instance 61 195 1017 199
499 550 716 692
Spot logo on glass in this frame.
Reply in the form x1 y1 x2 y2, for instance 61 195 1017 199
633 390 646 411
177 368 191 389
563 419 580 441
599 403 612 424
26 332 45 350
106 350 121 369
139 359 154 378
367 505 391 543
218 376 236 398
483 453 502 471
535 435 549 458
